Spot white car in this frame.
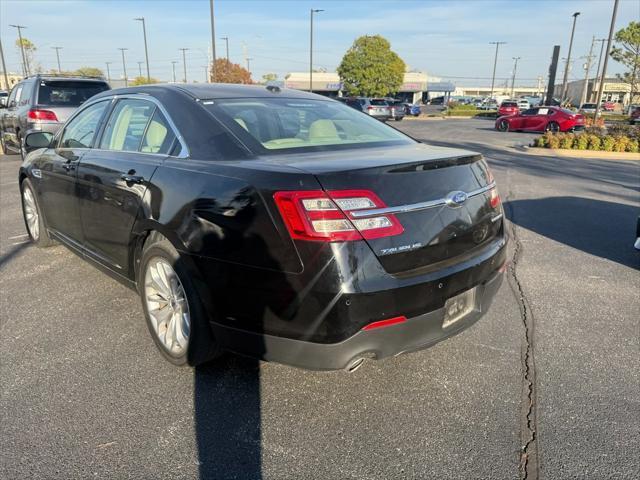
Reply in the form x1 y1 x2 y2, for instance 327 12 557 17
579 103 598 114
517 99 530 110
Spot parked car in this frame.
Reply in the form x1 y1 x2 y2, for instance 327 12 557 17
635 217 640 250
517 99 530 111
0 90 8 107
495 106 585 133
478 99 498 111
498 101 519 117
429 96 445 105
0 74 110 158
579 103 598 114
386 99 406 121
601 101 616 112
19 84 506 371
629 106 640 125
403 103 421 116
342 97 391 121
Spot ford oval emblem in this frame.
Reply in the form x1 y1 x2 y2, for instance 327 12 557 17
446 191 468 207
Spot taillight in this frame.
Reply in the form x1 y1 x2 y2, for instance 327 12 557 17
273 189 404 242
366 106 374 110
28 109 58 121
490 188 501 209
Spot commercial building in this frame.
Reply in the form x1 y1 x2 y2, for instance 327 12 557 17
560 77 638 108
454 85 544 98
283 71 454 103
0 72 22 91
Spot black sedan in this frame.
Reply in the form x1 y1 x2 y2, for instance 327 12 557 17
19 84 507 371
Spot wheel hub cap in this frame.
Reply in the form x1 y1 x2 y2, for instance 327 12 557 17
23 187 39 240
144 257 190 356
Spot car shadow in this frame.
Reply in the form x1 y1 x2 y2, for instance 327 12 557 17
506 196 640 269
0 241 30 269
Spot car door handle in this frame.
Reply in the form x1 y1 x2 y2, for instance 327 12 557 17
121 174 145 184
62 161 78 171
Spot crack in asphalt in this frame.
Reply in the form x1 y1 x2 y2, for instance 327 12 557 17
505 190 539 480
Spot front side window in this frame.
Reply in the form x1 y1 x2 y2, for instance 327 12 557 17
208 98 413 152
100 99 155 152
59 100 109 149
10 85 23 107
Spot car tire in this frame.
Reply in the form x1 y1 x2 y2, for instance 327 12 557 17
20 178 55 248
497 120 509 132
395 117 403 121
139 232 221 367
546 122 560 133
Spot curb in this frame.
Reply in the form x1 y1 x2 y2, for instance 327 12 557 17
522 146 640 161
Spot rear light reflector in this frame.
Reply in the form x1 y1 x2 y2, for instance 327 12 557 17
362 315 407 331
273 189 404 242
28 109 58 121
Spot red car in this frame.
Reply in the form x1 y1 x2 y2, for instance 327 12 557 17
495 106 585 133
497 100 519 117
601 101 616 112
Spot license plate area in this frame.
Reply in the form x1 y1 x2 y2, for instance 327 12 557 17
443 287 478 329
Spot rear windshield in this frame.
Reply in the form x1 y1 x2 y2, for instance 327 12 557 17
207 98 413 152
37 80 110 106
581 104 596 108
502 102 518 107
369 99 388 106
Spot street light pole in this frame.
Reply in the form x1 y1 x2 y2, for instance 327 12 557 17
579 37 596 108
171 61 177 83
10 25 29 77
118 48 128 87
309 8 324 93
134 17 151 81
591 38 607 102
0 39 10 91
510 57 520 98
137 61 143 77
594 0 619 120
209 0 216 82
560 12 580 103
52 46 63 73
246 57 253 74
489 41 506 100
179 48 189 83
105 62 112 83
221 36 229 61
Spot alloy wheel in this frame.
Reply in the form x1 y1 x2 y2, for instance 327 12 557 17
144 257 191 356
22 186 40 241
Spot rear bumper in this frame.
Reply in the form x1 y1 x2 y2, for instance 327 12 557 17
213 267 504 371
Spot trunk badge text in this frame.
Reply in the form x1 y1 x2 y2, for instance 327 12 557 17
445 191 468 208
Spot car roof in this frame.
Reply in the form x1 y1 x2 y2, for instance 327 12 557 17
120 83 327 100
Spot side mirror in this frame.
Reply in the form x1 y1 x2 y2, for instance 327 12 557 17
24 131 54 153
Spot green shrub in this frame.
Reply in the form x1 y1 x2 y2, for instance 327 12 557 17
587 134 602 150
547 134 561 149
626 139 639 153
613 136 629 152
559 134 575 150
602 136 616 152
573 134 589 150
533 136 547 148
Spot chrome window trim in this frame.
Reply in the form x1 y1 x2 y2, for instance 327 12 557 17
350 182 497 218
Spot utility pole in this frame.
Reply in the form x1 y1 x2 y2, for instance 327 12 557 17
209 0 216 82
51 46 63 73
579 37 596 108
246 57 253 74
560 12 580 103
105 62 112 83
545 45 561 106
137 61 143 77
309 8 324 92
594 0 619 120
179 48 189 83
536 75 543 96
489 41 506 100
221 36 229 61
118 48 128 87
10 25 29 77
591 38 607 102
171 61 177 83
510 57 520 98
134 17 151 81
0 39 10 92
203 66 209 82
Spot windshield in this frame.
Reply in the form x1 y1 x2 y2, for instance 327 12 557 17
502 102 518 107
37 80 110 107
208 98 414 152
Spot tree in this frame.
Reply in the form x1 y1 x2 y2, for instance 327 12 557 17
15 37 37 75
211 58 253 84
130 76 160 86
337 35 405 97
262 72 278 83
74 66 105 78
610 21 640 104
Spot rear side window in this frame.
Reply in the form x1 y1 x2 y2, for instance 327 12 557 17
100 99 155 152
140 109 176 155
370 99 387 106
59 100 109 149
37 81 109 107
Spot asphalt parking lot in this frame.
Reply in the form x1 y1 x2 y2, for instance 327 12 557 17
1 118 638 480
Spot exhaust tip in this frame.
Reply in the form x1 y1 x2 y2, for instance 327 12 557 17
346 357 366 373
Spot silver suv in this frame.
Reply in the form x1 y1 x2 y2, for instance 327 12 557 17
0 74 110 157
341 97 391 121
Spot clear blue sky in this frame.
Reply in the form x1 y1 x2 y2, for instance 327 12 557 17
1 0 638 86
